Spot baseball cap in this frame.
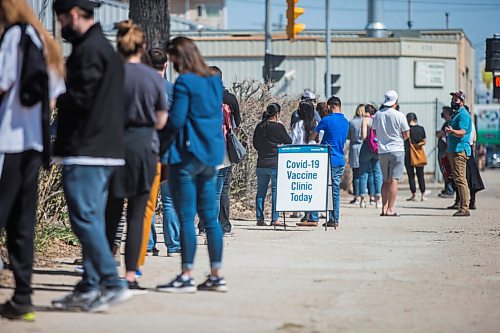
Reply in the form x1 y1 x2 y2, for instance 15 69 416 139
301 89 316 101
382 90 398 107
54 0 101 15
450 91 465 101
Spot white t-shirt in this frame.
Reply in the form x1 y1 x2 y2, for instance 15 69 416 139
372 107 410 154
0 25 65 154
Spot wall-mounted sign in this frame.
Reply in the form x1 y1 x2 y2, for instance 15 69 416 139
414 61 445 87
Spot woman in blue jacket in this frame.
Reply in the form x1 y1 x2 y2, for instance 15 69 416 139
157 37 227 293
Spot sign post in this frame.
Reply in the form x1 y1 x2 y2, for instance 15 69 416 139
276 145 331 230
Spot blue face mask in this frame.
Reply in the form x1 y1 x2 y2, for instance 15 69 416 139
450 101 461 111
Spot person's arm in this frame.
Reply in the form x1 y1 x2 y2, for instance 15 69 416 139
279 123 292 144
225 91 241 128
444 127 465 138
0 27 20 98
403 130 410 141
252 125 261 150
158 78 190 149
57 51 104 112
154 77 169 129
361 117 369 140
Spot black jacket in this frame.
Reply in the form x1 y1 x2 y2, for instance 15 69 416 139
54 24 124 159
253 121 292 168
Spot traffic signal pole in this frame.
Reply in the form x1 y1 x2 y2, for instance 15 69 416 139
325 0 331 100
265 0 272 55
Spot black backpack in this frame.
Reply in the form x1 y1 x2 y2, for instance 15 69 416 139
0 24 51 168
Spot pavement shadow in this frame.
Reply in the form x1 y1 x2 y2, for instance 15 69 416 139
240 227 310 232
399 206 449 211
398 213 449 217
33 269 82 277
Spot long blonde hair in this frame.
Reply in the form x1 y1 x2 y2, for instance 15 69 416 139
1 0 64 76
116 20 145 58
354 104 365 118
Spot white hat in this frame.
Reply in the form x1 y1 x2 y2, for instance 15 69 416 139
301 89 316 101
383 90 398 107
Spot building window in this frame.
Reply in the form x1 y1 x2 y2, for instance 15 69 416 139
205 5 220 18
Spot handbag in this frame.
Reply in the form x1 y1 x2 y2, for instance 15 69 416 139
223 104 246 164
409 143 427 167
227 128 247 164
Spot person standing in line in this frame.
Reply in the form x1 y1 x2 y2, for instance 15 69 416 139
139 47 180 262
253 103 292 226
358 104 382 209
293 101 320 227
0 0 65 320
404 113 427 202
156 37 227 293
310 96 349 228
197 65 241 236
437 107 455 198
316 102 331 119
51 0 130 312
372 90 410 217
445 91 472 217
348 104 365 205
104 20 168 292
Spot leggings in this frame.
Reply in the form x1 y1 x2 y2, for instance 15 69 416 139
405 163 426 194
106 192 150 272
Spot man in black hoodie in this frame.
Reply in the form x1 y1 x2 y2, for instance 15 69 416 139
51 0 129 312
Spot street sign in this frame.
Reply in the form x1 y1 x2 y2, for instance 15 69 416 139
276 145 330 212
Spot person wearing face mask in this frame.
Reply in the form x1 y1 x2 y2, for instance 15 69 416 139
253 103 292 226
51 0 130 312
445 91 472 217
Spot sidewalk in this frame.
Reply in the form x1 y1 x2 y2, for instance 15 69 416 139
1 170 499 333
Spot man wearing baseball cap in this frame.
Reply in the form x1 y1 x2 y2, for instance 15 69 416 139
444 91 472 217
372 90 410 217
51 0 130 311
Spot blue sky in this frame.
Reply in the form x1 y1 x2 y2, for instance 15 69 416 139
227 0 500 81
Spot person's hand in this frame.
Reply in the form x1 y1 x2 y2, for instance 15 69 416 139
444 126 453 134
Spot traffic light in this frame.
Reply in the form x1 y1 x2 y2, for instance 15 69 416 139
286 0 305 42
494 75 500 99
263 53 286 83
325 74 341 96
485 36 500 72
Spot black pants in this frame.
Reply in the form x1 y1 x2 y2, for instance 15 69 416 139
219 165 233 233
105 192 149 272
0 151 41 306
405 162 426 194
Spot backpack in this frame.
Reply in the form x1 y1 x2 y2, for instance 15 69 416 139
367 117 378 154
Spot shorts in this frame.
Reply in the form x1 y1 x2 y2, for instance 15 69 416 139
379 151 405 181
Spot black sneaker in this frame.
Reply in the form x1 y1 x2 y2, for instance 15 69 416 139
321 220 338 228
156 274 196 293
0 300 35 321
52 289 100 310
197 275 228 292
146 247 160 256
127 280 148 296
85 286 131 312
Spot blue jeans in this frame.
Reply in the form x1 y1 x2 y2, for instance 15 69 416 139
62 165 125 291
161 181 180 253
329 165 345 223
352 167 360 196
359 144 382 196
148 214 156 251
199 166 231 232
169 154 223 270
255 167 278 222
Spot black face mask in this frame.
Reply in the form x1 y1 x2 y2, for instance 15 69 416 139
61 25 78 42
450 101 461 111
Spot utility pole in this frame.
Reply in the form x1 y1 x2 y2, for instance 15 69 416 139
407 0 413 29
445 12 449 29
325 0 331 99
265 0 272 55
